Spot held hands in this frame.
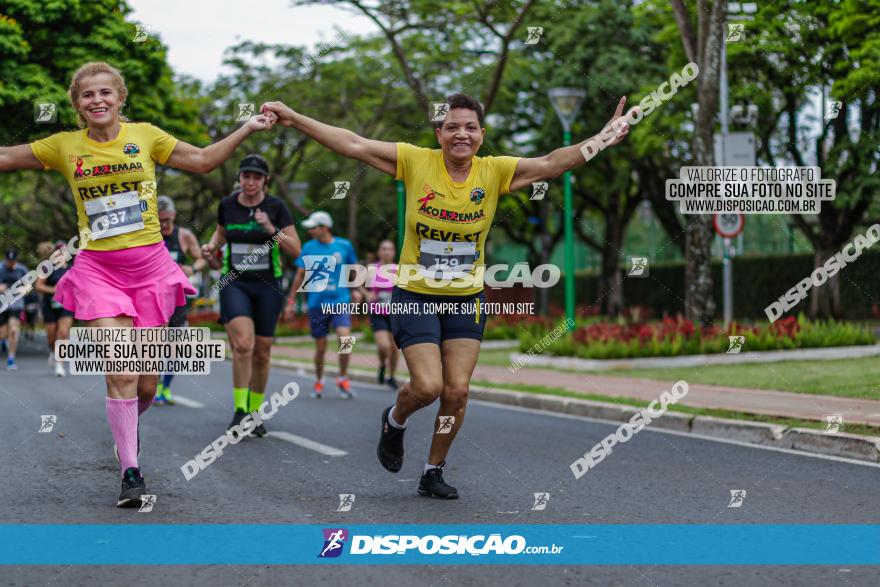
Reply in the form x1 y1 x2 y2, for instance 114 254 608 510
241 101 295 133
260 102 296 127
244 113 275 133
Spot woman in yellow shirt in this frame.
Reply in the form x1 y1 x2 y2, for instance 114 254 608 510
262 92 632 499
0 62 274 508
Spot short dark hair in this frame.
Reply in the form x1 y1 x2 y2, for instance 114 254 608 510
433 93 484 128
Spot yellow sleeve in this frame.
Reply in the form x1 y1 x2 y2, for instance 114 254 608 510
30 133 64 171
146 124 178 165
491 156 521 194
396 142 413 181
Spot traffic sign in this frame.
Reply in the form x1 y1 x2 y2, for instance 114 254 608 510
713 213 745 238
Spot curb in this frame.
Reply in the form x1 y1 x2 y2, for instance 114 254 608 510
268 357 880 464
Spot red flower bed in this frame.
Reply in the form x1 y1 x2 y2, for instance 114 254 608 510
570 315 800 345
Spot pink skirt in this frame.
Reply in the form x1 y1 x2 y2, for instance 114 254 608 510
55 242 197 328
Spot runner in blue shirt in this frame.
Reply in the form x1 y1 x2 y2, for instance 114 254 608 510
289 211 358 399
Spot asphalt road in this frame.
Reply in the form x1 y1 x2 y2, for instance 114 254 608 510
0 339 877 586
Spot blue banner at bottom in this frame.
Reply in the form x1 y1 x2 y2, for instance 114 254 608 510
0 525 878 565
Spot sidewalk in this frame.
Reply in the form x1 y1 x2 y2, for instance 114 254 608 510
271 345 880 427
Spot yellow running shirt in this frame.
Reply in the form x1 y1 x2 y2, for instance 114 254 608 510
31 122 178 251
395 142 519 296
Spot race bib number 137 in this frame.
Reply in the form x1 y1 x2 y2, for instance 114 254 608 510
83 190 145 239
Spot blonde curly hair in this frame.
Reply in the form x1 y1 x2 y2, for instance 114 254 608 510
68 62 129 128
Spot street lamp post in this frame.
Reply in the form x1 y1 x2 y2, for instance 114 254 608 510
548 88 586 329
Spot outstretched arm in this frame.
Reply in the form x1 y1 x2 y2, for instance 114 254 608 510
0 145 44 172
508 97 634 193
260 101 397 177
165 115 275 174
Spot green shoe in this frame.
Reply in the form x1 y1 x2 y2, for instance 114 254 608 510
155 383 168 405
164 386 175 405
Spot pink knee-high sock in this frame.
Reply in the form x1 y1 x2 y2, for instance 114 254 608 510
138 397 153 415
106 397 139 475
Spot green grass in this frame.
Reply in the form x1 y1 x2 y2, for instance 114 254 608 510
599 356 880 400
472 380 880 438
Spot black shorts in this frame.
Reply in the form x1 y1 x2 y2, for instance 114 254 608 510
24 304 39 324
389 287 487 350
219 278 285 337
168 299 192 328
0 312 15 327
369 313 392 333
42 300 74 324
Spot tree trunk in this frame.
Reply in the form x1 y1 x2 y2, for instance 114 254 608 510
684 0 726 325
598 223 625 316
809 246 842 319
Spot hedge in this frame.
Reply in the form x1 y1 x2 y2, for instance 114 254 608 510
549 251 880 320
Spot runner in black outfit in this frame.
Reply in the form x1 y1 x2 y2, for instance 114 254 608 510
36 241 75 377
203 155 301 435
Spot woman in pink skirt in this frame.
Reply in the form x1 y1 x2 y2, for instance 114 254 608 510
0 62 275 507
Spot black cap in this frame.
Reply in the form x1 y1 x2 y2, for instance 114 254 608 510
238 154 269 176
5 248 17 261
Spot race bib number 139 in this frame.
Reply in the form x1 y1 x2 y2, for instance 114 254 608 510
418 239 476 279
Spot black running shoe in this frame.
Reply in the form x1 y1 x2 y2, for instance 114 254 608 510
117 467 146 508
377 405 405 473
252 422 268 438
378 366 386 384
227 409 247 433
418 462 459 499
386 376 399 391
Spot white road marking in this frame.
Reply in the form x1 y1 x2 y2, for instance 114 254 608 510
168 395 204 409
471 400 880 469
267 431 347 456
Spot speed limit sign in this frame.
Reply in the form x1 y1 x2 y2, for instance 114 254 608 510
713 213 745 238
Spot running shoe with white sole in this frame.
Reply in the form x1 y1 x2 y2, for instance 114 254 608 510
117 467 146 508
418 461 459 499
6 357 17 370
310 381 324 399
337 376 354 399
251 420 268 438
377 405 405 472
54 361 65 377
